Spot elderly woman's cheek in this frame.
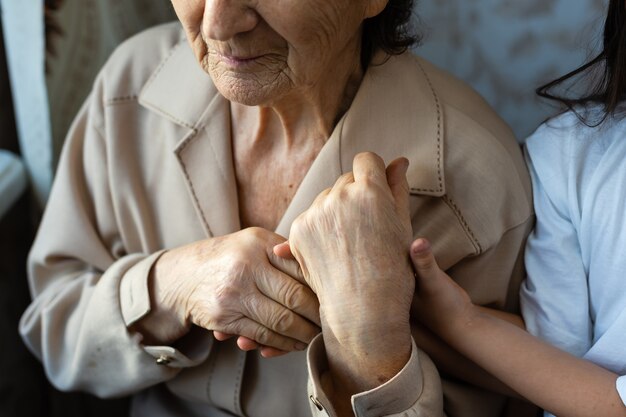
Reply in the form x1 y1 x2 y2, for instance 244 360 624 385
171 0 207 61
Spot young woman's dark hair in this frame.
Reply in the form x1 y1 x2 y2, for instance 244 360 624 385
537 0 626 125
361 0 421 69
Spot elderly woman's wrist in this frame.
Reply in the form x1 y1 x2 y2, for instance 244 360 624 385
131 251 192 345
323 325 412 393
320 300 411 341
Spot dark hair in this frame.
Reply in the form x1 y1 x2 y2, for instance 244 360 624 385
361 0 421 69
537 0 626 126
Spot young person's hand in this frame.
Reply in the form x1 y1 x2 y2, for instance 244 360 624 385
410 238 476 339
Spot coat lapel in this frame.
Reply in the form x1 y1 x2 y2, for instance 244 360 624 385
139 36 240 238
172 97 241 238
274 122 343 237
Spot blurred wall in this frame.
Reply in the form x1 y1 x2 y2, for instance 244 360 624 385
416 0 608 140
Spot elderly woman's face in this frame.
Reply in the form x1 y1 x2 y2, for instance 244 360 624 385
171 0 386 106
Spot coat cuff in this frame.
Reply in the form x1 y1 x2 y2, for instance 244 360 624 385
307 334 438 416
119 250 166 326
119 250 212 368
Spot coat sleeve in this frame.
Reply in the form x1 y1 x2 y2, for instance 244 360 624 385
306 335 444 417
19 77 210 398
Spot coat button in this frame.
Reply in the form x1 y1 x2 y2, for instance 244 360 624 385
156 354 172 365
309 395 324 411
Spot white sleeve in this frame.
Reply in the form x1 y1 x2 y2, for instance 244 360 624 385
520 125 593 358
617 376 626 407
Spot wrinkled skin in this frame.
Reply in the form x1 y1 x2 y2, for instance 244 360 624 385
171 0 387 107
133 228 321 353
285 152 416 409
288 152 414 347
230 153 416 364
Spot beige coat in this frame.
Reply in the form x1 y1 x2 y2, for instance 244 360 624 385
20 22 534 417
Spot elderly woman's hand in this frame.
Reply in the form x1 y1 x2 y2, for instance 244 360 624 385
132 228 321 353
286 152 415 405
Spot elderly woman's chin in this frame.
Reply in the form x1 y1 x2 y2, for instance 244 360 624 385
205 57 293 106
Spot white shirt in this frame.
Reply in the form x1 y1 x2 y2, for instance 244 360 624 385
521 110 626 413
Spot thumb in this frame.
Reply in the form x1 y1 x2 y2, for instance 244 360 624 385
410 238 441 283
273 241 295 260
386 157 410 221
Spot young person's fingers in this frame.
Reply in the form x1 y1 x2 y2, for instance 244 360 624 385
273 241 295 260
213 331 235 341
259 346 289 358
227 317 307 353
236 336 260 351
410 238 441 283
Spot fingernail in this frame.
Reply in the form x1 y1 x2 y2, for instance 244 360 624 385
411 238 431 255
295 342 307 351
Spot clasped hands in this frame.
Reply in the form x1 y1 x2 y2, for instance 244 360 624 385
137 152 417 388
214 153 415 359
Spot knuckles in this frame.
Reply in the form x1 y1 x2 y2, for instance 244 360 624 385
270 309 295 334
254 325 271 345
283 284 308 311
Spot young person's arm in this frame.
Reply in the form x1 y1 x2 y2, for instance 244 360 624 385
411 238 626 417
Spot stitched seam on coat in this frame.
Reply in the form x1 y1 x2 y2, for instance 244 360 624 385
443 195 482 254
148 105 196 130
411 60 443 194
104 95 138 105
234 352 246 415
205 125 231 185
143 38 186 93
205 347 219 403
176 132 213 236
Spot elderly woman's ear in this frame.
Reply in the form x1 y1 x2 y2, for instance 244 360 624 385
365 0 390 18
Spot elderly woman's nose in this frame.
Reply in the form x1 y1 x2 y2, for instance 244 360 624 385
203 0 259 41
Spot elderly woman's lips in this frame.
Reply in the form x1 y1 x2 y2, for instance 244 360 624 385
218 53 263 67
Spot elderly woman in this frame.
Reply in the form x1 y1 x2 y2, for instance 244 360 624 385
20 0 534 416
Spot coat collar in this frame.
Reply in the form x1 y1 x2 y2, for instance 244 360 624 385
138 37 445 238
139 37 241 237
340 53 445 197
